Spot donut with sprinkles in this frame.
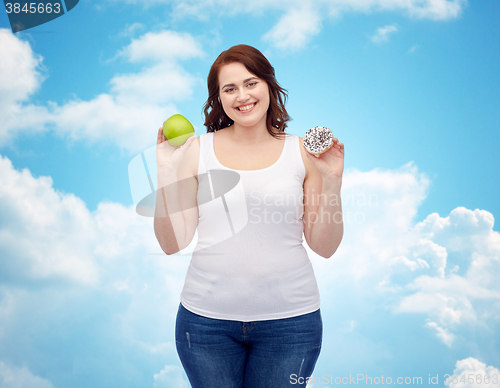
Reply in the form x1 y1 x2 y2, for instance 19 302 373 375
303 126 334 157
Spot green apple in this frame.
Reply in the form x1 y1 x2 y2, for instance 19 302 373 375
162 114 195 146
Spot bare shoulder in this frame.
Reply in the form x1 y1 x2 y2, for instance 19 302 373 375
298 136 315 181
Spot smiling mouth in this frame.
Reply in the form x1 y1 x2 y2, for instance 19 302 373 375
237 103 256 111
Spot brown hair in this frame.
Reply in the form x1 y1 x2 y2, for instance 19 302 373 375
202 44 291 139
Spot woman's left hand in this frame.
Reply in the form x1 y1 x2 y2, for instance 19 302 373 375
305 137 344 181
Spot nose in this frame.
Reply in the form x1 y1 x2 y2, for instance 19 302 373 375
236 89 249 102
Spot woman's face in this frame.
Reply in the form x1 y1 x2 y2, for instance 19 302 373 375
218 62 270 130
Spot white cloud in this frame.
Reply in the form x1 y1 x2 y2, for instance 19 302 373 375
398 207 500 323
119 30 204 63
371 24 398 43
119 22 145 38
0 361 55 388
408 45 420 53
0 155 99 285
109 62 198 105
154 365 189 388
396 215 500 340
386 207 500 344
0 1 469 149
0 153 164 285
130 0 468 21
309 162 430 284
414 238 448 277
302 162 500 347
0 30 203 154
108 0 467 50
334 0 467 20
1 155 499 383
0 153 190 386
390 254 430 271
425 320 456 346
405 0 467 20
48 30 204 153
265 0 467 49
0 28 51 145
47 93 174 152
262 6 322 51
0 29 45 108
396 280 474 323
446 358 500 388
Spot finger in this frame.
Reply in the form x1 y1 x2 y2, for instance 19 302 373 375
175 134 195 149
158 128 166 144
337 142 345 155
175 135 195 156
306 151 320 160
181 134 196 149
157 128 162 144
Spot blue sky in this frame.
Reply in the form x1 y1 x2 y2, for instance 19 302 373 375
1 0 500 387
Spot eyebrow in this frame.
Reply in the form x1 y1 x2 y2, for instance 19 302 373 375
221 77 259 90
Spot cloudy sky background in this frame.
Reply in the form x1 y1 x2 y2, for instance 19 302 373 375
1 0 499 387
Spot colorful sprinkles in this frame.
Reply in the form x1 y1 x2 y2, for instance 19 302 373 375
303 126 334 156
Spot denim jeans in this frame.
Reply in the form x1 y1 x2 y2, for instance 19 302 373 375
175 303 322 388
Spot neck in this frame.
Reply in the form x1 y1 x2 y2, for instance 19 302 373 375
229 119 275 145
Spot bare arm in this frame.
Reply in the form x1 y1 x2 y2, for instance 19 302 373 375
301 136 345 258
153 127 198 255
305 177 343 258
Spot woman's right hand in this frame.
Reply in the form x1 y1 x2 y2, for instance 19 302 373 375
156 125 196 172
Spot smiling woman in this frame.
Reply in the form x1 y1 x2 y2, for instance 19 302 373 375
217 62 271 134
203 44 291 139
153 44 344 388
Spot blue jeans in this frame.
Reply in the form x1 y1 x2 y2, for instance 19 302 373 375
175 303 322 388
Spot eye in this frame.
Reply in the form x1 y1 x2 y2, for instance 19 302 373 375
224 87 235 93
247 82 257 87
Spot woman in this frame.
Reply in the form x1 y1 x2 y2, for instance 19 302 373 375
154 44 344 388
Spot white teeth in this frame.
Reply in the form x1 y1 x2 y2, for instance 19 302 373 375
238 103 255 111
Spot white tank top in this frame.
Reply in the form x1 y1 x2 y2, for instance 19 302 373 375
179 131 320 321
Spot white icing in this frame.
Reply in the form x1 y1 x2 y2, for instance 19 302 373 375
303 126 333 155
